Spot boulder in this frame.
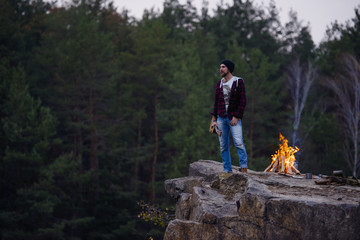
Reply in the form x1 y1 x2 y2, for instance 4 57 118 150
164 160 360 240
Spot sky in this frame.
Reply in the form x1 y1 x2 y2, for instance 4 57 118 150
110 0 359 45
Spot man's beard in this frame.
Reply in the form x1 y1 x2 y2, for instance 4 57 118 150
221 71 229 78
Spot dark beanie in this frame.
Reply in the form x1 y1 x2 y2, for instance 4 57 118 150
220 59 235 73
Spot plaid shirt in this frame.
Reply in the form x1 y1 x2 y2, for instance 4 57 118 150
211 77 246 120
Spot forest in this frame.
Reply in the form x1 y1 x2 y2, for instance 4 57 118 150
0 0 359 239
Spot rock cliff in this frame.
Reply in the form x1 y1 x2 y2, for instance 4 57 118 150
164 160 360 240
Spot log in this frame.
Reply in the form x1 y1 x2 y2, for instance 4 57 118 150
332 170 343 177
281 156 285 173
329 176 347 185
346 178 360 186
271 158 279 172
291 165 300 174
287 164 293 174
264 160 274 172
316 176 360 186
315 179 329 185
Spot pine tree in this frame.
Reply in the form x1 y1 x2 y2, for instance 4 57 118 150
0 66 60 239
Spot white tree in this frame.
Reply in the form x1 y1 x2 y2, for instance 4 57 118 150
286 59 318 147
325 53 360 177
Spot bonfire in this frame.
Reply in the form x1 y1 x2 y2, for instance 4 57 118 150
264 133 300 175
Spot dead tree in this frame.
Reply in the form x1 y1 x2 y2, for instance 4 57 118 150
325 53 360 177
286 59 317 147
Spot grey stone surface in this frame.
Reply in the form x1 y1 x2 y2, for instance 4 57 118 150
164 176 203 199
164 160 360 240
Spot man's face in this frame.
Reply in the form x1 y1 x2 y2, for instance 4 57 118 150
220 64 229 77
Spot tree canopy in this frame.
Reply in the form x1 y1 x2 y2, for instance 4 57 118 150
0 0 359 239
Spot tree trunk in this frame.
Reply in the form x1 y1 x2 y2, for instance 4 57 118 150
74 114 83 166
325 54 360 177
135 118 142 191
287 60 316 147
249 94 255 159
353 134 358 177
149 86 159 202
89 78 99 199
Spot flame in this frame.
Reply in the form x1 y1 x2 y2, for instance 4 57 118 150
264 133 300 174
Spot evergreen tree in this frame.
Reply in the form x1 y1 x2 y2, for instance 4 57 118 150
0 66 60 239
33 0 116 185
210 0 282 60
2 0 359 238
129 14 174 202
164 37 218 178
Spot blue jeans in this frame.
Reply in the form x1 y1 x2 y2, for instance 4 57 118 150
217 116 247 172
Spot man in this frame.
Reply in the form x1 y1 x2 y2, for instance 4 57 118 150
211 60 248 173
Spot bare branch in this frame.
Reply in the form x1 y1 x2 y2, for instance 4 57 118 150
325 53 360 176
286 58 317 147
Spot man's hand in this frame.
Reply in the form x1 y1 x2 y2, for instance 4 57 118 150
230 117 239 126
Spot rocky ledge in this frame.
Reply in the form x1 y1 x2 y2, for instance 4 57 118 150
164 160 360 240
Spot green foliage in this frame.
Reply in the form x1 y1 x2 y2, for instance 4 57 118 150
163 37 219 178
317 7 360 74
0 0 359 239
0 65 61 239
137 201 170 228
299 112 344 175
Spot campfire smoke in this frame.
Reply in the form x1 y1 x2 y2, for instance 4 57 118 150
264 133 300 175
